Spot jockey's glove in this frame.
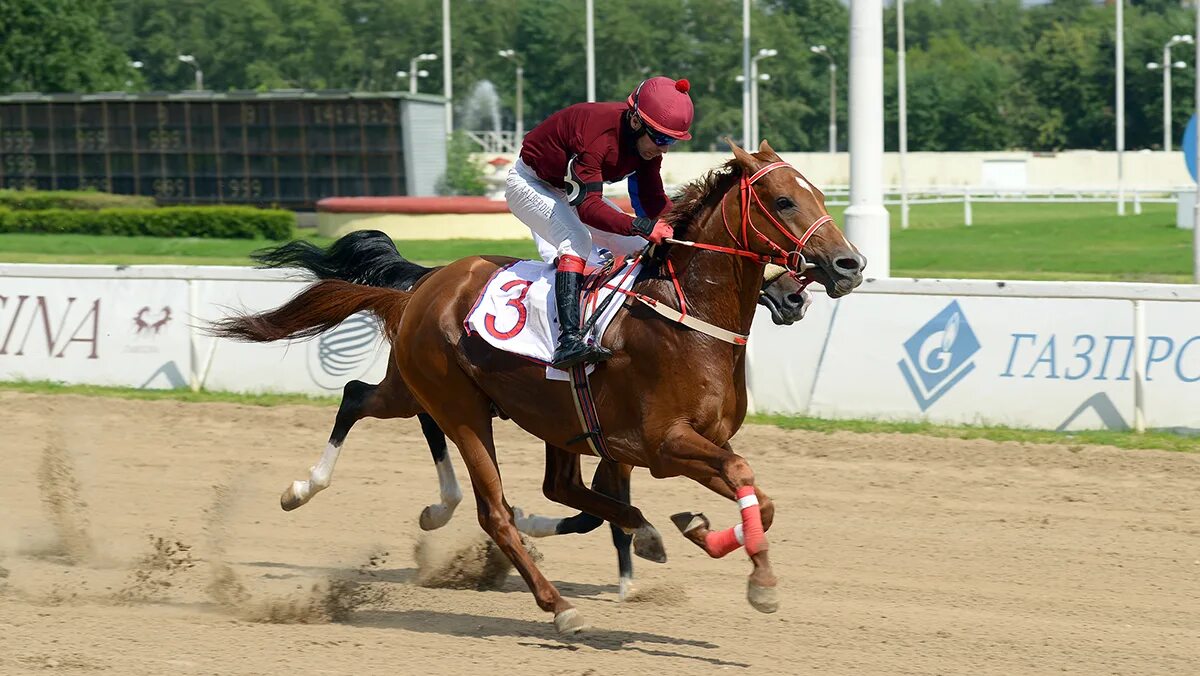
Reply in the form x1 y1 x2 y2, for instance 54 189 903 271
631 217 674 245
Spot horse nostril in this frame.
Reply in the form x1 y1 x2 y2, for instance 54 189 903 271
835 255 862 273
786 293 805 304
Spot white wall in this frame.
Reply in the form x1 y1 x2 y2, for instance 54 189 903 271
477 150 1193 192
3 265 1198 432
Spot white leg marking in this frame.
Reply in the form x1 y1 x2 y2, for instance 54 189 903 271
511 507 562 538
618 575 636 602
419 455 463 530
284 441 342 509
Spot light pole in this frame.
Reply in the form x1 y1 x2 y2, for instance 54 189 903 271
443 0 453 133
742 0 751 147
586 0 596 102
396 69 430 89
1147 34 1193 151
897 0 910 229
1116 0 1125 216
735 71 771 148
407 53 438 94
498 49 524 142
177 54 203 91
751 49 776 146
811 45 837 153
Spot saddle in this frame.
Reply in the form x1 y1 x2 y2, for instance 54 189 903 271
463 254 642 379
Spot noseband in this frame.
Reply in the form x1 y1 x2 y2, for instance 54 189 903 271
666 161 832 277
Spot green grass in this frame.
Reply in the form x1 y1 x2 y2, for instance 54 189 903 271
3 380 1195 454
0 202 1189 281
748 413 1198 454
0 231 540 267
887 202 1190 282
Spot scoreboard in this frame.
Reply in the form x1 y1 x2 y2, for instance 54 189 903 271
0 90 447 208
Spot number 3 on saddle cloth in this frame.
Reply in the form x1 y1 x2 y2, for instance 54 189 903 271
464 256 642 379
464 255 641 460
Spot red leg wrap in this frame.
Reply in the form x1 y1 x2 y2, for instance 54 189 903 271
736 486 767 556
703 524 743 558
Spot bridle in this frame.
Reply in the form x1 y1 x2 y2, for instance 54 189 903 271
665 161 832 279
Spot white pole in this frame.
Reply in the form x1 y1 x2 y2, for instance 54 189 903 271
443 0 453 133
1132 300 1146 433
829 61 837 154
586 0 596 102
742 0 751 147
1116 0 1126 216
1164 42 1172 152
751 59 760 147
898 0 909 229
845 0 890 277
516 64 524 141
1194 5 1200 283
409 57 419 95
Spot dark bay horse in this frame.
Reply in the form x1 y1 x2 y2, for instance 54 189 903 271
211 141 864 633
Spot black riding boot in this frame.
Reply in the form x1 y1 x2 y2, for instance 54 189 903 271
551 270 613 369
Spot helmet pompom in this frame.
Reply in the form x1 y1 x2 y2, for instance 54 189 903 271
675 78 690 93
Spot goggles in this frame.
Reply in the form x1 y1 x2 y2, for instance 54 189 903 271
642 124 678 147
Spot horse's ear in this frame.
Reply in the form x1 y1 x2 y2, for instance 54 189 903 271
758 139 780 160
724 136 761 172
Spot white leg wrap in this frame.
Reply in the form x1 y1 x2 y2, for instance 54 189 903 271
512 507 561 538
309 442 341 491
420 456 463 529
435 456 462 510
287 442 342 507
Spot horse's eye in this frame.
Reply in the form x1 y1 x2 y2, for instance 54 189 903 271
775 196 795 210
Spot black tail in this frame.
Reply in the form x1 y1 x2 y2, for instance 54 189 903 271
252 230 436 291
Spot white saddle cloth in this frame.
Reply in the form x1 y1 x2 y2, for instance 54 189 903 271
464 259 642 380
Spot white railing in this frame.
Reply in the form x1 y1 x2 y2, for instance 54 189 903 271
464 130 519 154
650 184 1186 225
819 186 1183 224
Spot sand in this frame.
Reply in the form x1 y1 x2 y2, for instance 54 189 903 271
1 392 1197 675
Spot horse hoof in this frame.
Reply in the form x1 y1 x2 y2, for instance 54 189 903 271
632 525 667 564
747 581 779 614
554 608 588 634
419 505 451 531
670 511 709 535
280 482 307 512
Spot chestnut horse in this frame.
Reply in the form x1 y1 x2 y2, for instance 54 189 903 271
247 230 812 601
211 141 864 633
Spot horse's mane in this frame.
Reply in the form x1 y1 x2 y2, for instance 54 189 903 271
663 158 742 240
635 158 744 279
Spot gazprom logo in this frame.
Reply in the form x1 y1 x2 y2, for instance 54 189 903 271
898 300 981 411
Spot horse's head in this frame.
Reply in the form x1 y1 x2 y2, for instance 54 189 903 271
725 140 865 298
759 265 812 325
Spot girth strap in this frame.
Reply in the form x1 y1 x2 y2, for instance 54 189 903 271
566 364 616 461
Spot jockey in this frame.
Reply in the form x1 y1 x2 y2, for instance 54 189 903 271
505 76 693 369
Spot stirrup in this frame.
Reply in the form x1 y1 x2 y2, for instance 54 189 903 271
552 336 612 369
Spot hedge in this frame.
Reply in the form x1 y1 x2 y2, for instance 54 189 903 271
0 207 295 240
0 189 157 211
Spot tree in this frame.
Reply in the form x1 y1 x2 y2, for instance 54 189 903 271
0 0 129 93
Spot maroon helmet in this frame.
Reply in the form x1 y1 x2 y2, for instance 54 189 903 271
627 76 694 141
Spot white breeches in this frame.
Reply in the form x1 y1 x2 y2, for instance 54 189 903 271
506 157 646 265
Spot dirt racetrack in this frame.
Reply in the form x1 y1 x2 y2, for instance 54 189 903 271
1 391 1198 675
